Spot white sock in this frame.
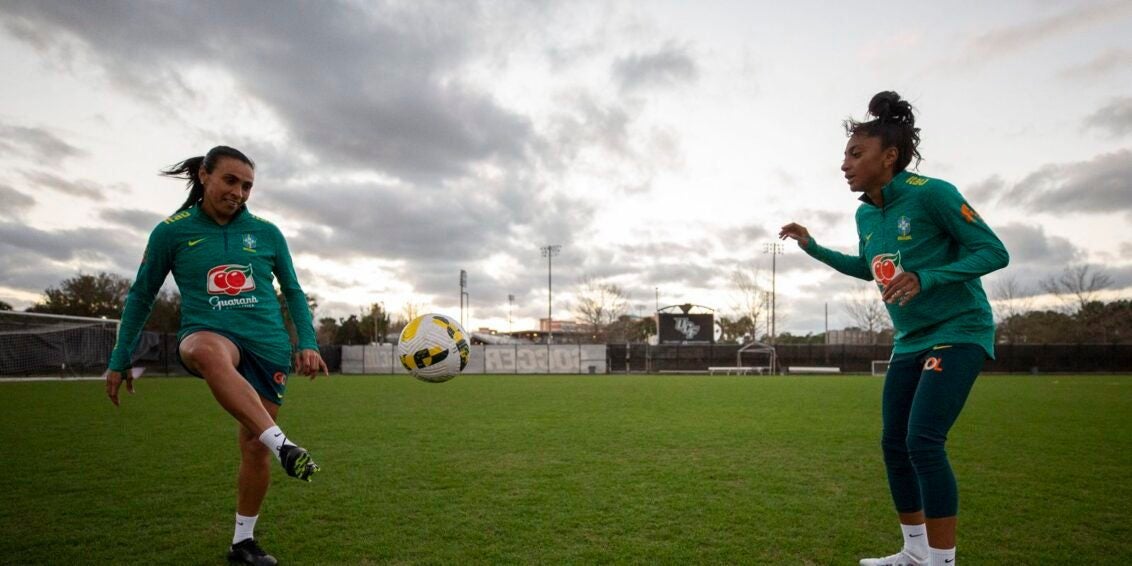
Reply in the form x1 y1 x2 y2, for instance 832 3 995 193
929 546 956 565
233 513 257 544
258 425 296 463
901 523 929 560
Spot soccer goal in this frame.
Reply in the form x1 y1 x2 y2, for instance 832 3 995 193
0 311 120 377
870 359 891 376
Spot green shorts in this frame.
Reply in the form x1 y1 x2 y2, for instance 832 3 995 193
178 331 290 405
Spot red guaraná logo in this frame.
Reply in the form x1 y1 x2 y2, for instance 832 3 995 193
273 372 287 385
207 264 255 295
870 252 904 288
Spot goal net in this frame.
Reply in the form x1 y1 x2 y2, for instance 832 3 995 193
870 359 891 377
0 311 120 377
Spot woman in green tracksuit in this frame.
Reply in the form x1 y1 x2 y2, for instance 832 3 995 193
105 146 327 566
780 92 1009 566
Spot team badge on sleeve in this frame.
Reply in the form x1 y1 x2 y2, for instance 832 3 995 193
960 203 980 223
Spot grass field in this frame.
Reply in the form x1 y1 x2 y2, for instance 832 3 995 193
2 374 1130 565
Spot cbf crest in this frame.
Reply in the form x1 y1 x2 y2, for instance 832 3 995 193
242 234 257 252
896 216 912 241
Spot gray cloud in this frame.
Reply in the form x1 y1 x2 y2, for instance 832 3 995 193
965 1 1132 61
612 41 698 93
1004 149 1132 213
995 223 1081 267
20 170 108 201
0 121 85 162
1083 97 1132 137
539 92 685 193
0 221 141 291
0 184 35 219
0 1 535 183
966 175 1006 204
719 224 771 246
0 1 697 316
255 172 597 300
1057 47 1132 80
99 208 164 233
544 94 635 165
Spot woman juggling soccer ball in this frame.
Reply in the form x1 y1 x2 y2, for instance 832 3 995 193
780 92 1009 566
105 146 327 566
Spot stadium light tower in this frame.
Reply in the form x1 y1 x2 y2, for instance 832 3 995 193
459 270 469 328
763 242 784 345
508 293 515 334
541 245 561 344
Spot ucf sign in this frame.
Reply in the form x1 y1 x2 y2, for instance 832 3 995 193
658 313 714 344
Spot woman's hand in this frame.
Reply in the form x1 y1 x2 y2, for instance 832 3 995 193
778 223 812 248
294 349 329 379
105 369 135 406
882 272 921 306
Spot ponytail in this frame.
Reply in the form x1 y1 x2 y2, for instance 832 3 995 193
160 146 255 213
161 156 206 212
843 91 922 172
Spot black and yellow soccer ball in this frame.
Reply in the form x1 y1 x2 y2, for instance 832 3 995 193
396 313 469 382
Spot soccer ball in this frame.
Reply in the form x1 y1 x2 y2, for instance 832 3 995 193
397 313 470 382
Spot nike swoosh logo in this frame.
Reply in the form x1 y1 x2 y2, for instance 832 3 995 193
909 533 924 537
237 522 244 526
933 345 953 350
188 238 207 247
945 560 954 564
864 233 873 242
273 432 282 437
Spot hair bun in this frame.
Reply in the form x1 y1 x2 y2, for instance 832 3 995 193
868 91 913 125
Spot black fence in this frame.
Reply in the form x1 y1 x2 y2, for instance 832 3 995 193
80 341 1132 376
4 332 1131 376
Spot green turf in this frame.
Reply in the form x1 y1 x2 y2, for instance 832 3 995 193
2 374 1129 564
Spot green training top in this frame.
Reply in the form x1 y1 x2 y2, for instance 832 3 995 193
803 170 1009 358
109 204 318 371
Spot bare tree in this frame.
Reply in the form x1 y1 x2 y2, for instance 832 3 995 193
391 300 424 332
572 275 628 333
728 268 765 334
1041 265 1113 314
991 275 1034 323
990 275 1034 343
843 285 891 344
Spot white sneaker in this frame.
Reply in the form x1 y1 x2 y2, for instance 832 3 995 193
859 549 928 566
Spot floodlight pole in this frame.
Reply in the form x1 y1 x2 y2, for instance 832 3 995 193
459 270 468 328
508 293 514 334
763 242 783 373
541 245 561 344
762 242 783 344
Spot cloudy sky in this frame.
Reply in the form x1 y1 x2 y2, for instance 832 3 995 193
1 0 1130 335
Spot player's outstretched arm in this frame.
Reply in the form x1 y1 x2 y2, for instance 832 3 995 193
781 221 872 280
105 370 135 406
778 222 812 248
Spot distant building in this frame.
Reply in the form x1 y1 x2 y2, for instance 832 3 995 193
538 318 581 333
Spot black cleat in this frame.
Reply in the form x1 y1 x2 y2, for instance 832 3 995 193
279 444 320 481
227 538 278 565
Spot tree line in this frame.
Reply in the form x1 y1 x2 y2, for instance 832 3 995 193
4 265 1129 345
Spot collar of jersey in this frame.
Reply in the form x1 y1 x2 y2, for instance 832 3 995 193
190 203 251 227
858 170 912 208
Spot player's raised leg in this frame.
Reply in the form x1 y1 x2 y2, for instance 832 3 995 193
179 331 318 480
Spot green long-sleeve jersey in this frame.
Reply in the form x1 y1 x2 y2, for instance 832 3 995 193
109 205 318 371
803 170 1009 358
